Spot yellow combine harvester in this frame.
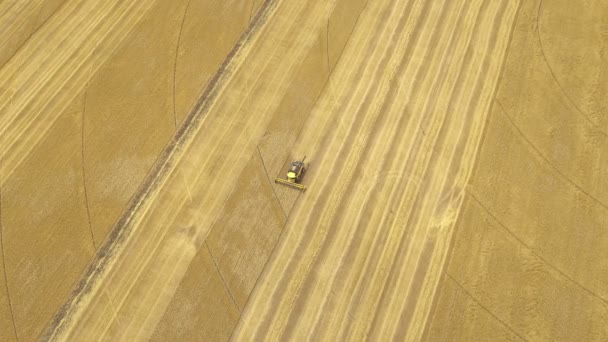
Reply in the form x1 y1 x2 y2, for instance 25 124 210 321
275 156 306 192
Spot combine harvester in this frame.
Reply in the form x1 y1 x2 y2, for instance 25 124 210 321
275 157 307 192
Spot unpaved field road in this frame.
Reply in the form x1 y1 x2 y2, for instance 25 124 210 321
2 0 608 340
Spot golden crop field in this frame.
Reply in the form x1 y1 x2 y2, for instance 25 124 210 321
0 0 606 340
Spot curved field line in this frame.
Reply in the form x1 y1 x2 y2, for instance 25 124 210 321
535 0 608 138
257 146 287 219
80 87 97 251
496 100 608 212
466 190 608 305
446 273 529 342
172 0 192 129
0 155 18 342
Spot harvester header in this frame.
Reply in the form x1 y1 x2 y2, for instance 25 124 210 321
275 156 307 192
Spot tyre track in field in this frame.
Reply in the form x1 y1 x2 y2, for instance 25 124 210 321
446 273 529 342
80 86 97 251
466 190 608 305
0 0 46 66
0 153 18 342
496 100 608 211
535 0 607 137
172 0 193 129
